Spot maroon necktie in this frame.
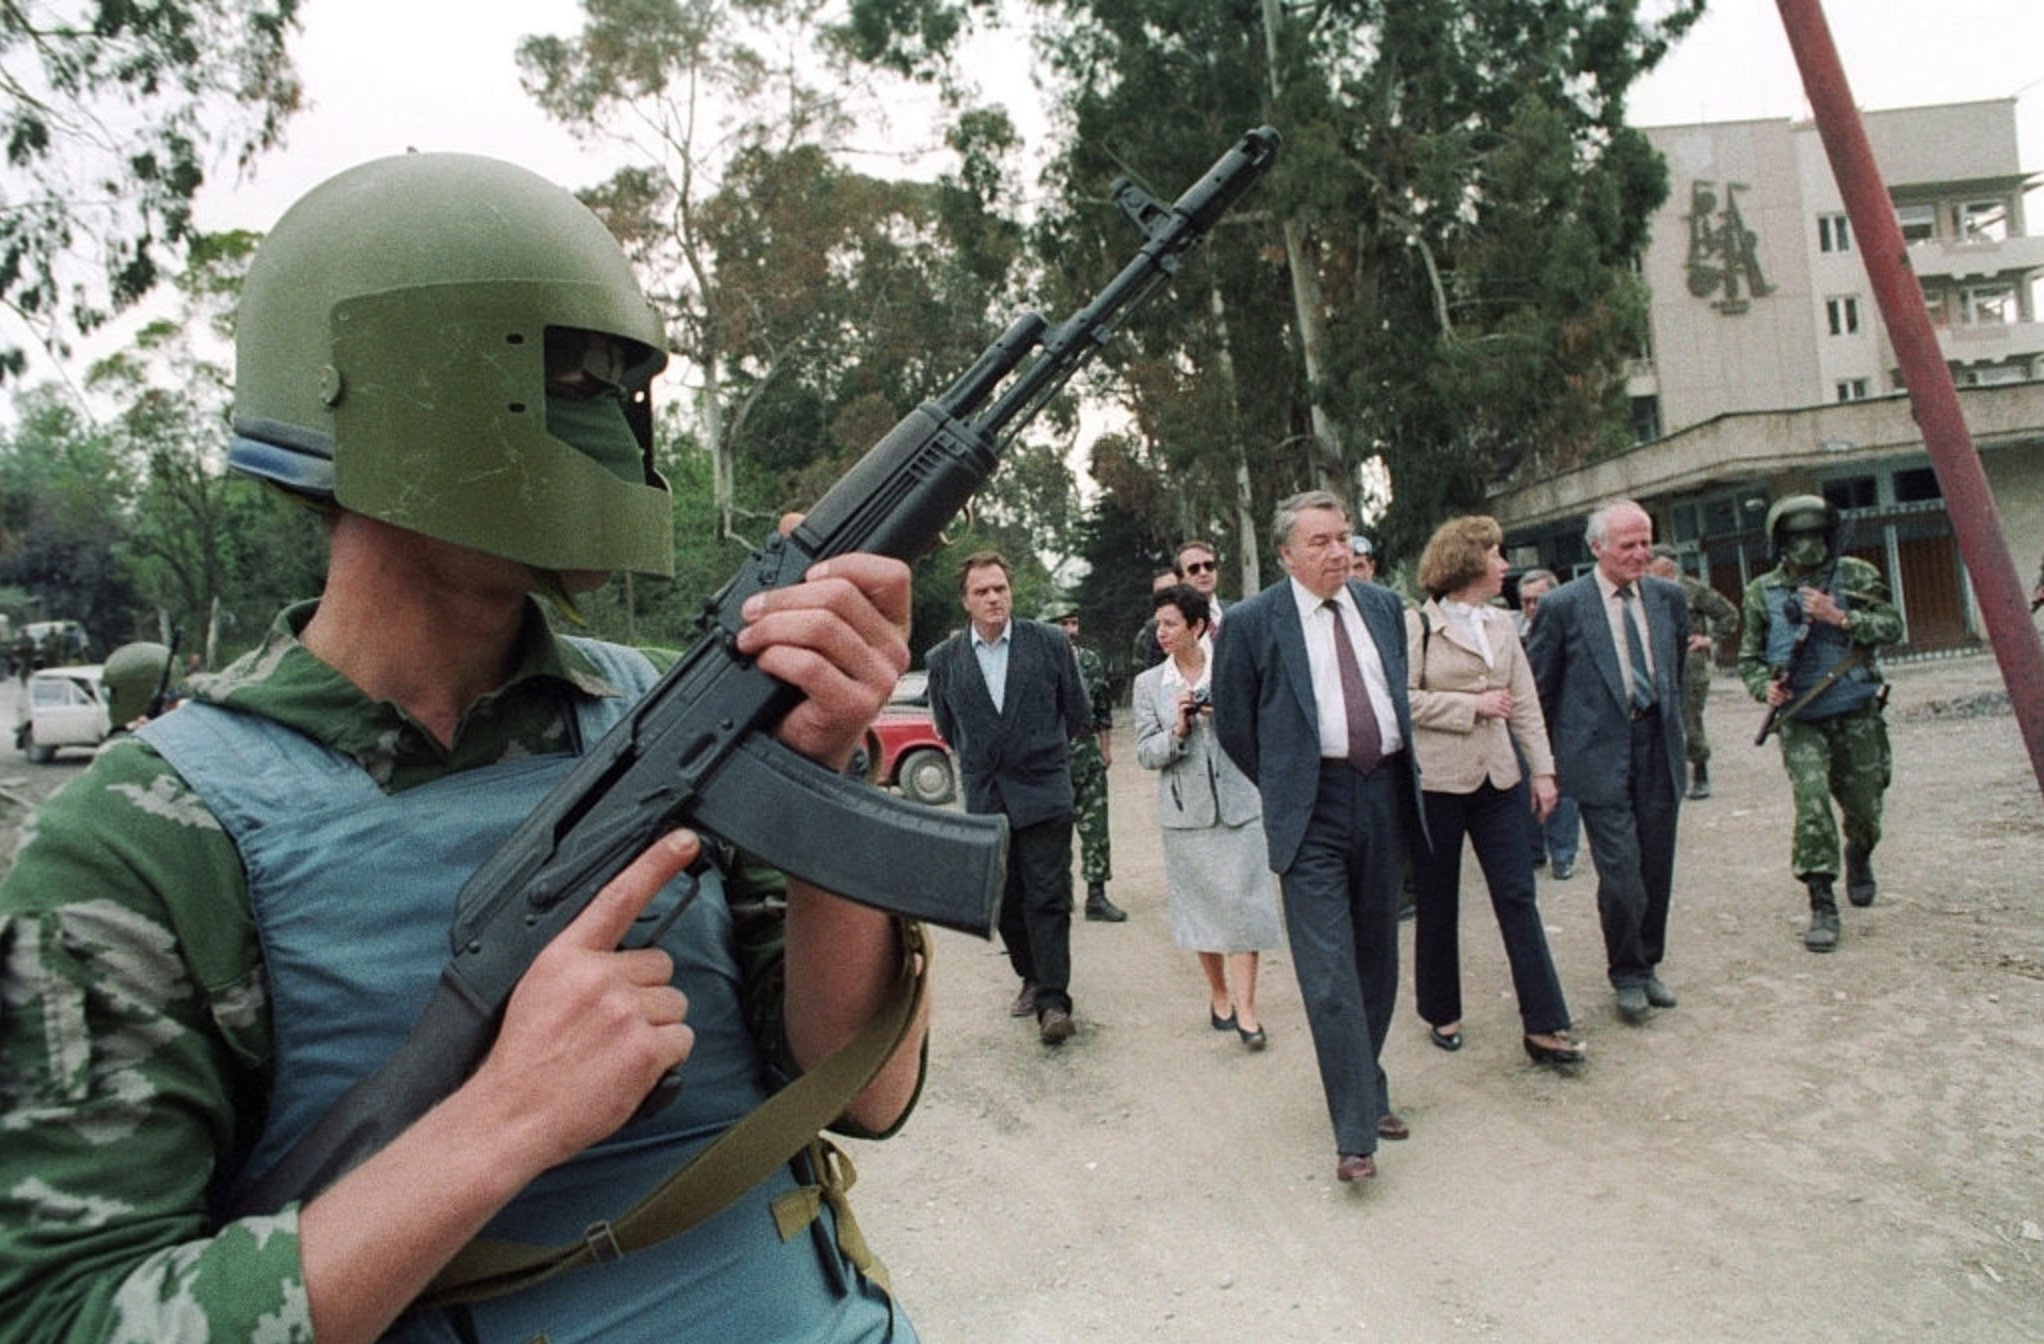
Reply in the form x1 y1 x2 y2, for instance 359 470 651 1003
1324 599 1384 773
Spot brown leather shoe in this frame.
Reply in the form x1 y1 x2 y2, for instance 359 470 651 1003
1039 1007 1075 1045
1336 1152 1377 1182
1376 1112 1410 1141
1009 981 1038 1018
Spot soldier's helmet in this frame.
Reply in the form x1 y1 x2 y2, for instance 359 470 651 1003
1764 494 1839 560
230 153 675 576
1040 602 1077 624
102 642 172 727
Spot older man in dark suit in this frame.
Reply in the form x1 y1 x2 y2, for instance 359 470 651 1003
927 550 1091 1045
1524 499 1689 1024
1213 490 1424 1186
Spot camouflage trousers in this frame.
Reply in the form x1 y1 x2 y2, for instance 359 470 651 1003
1070 735 1112 884
1682 650 1714 767
1775 703 1891 879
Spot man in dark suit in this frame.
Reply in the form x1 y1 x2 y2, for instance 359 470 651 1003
927 551 1091 1045
1213 490 1424 1186
1524 499 1690 1024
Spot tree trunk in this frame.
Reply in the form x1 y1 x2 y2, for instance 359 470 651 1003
1207 282 1261 596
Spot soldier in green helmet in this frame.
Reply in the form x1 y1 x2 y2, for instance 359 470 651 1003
100 639 176 730
1737 495 1904 953
1045 602 1125 922
1649 544 1741 799
0 154 927 1343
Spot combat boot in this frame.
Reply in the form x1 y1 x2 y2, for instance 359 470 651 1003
1688 762 1711 800
1844 843 1877 907
1085 881 1127 923
1803 876 1840 954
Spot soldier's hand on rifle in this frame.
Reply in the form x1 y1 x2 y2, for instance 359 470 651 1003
474 830 700 1171
1797 586 1849 628
1766 677 1791 708
734 516 912 773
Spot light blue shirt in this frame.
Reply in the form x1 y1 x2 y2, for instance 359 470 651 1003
971 620 1013 712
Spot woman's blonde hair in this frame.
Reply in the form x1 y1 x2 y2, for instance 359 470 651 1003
1417 515 1504 599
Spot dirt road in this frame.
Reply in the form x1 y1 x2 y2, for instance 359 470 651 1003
2 655 2037 1341
847 652 2044 1343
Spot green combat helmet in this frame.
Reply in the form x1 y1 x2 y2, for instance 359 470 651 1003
102 641 172 728
1764 494 1839 564
230 153 675 576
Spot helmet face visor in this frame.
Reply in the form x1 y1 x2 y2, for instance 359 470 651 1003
327 279 675 576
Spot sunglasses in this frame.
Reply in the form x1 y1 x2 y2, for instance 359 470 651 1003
1183 560 1217 575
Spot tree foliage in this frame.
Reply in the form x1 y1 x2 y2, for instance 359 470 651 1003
846 0 1704 569
0 0 304 378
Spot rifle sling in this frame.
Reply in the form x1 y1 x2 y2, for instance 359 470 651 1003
414 920 930 1311
1773 642 1870 727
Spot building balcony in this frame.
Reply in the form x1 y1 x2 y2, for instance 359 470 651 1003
1908 232 2044 282
1931 317 2044 366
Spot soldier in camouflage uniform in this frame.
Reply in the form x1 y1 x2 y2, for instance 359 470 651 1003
1737 495 1904 954
1049 604 1126 921
0 154 926 1343
1650 545 1742 799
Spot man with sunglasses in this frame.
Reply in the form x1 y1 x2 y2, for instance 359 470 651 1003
1176 540 1227 634
1737 495 1903 954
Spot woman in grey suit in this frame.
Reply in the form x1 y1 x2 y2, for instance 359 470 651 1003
1133 585 1281 1048
1406 517 1583 1069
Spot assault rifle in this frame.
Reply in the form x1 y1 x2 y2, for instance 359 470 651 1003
146 627 182 720
227 126 1282 1216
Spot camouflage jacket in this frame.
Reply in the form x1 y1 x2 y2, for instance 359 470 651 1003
1074 643 1113 732
1679 574 1741 646
0 601 808 1343
1736 555 1906 702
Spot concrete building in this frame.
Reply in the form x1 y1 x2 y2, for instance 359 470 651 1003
1494 99 2043 658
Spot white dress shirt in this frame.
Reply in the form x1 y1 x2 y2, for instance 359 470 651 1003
970 620 1013 712
1287 578 1403 761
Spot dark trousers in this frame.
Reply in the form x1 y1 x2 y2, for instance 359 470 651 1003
1000 815 1075 1014
1578 712 1680 989
1278 760 1403 1156
1415 780 1572 1035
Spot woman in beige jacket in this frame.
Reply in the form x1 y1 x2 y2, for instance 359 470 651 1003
1406 516 1583 1068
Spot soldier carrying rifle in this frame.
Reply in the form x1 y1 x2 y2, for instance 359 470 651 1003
1737 495 1905 953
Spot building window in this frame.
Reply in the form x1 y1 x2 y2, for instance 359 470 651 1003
1822 476 1877 510
1835 378 1870 402
1628 395 1662 443
1818 213 1852 253
1963 284 2016 326
1896 203 1938 242
1960 199 2010 243
1965 363 2029 386
1826 295 1861 336
1893 467 1943 503
1921 282 1950 328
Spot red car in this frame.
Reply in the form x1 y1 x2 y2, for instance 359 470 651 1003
848 672 957 805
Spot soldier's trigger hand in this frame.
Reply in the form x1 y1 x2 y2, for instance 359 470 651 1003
474 830 700 1171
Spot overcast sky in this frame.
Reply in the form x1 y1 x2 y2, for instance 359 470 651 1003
195 0 2044 236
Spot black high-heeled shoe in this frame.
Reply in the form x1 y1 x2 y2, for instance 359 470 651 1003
1523 1034 1585 1067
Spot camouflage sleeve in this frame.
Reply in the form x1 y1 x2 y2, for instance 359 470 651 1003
1840 557 1906 648
0 740 311 1344
1078 647 1113 730
1701 584 1741 637
1736 581 1773 700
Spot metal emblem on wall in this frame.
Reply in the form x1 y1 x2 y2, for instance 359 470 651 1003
1684 181 1773 314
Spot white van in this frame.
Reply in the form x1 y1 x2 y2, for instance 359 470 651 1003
16 664 110 763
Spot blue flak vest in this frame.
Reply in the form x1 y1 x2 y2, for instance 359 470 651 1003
1758 575 1880 722
141 638 909 1344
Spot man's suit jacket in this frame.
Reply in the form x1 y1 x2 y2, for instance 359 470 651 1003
1523 572 1689 807
1212 578 1424 874
926 618 1090 830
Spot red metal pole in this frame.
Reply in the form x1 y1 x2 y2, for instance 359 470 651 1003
1776 0 2044 800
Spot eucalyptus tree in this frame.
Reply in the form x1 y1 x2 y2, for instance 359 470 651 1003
842 0 1704 564
0 0 303 379
517 0 1028 552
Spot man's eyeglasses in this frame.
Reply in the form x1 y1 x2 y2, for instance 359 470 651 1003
1183 560 1217 575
